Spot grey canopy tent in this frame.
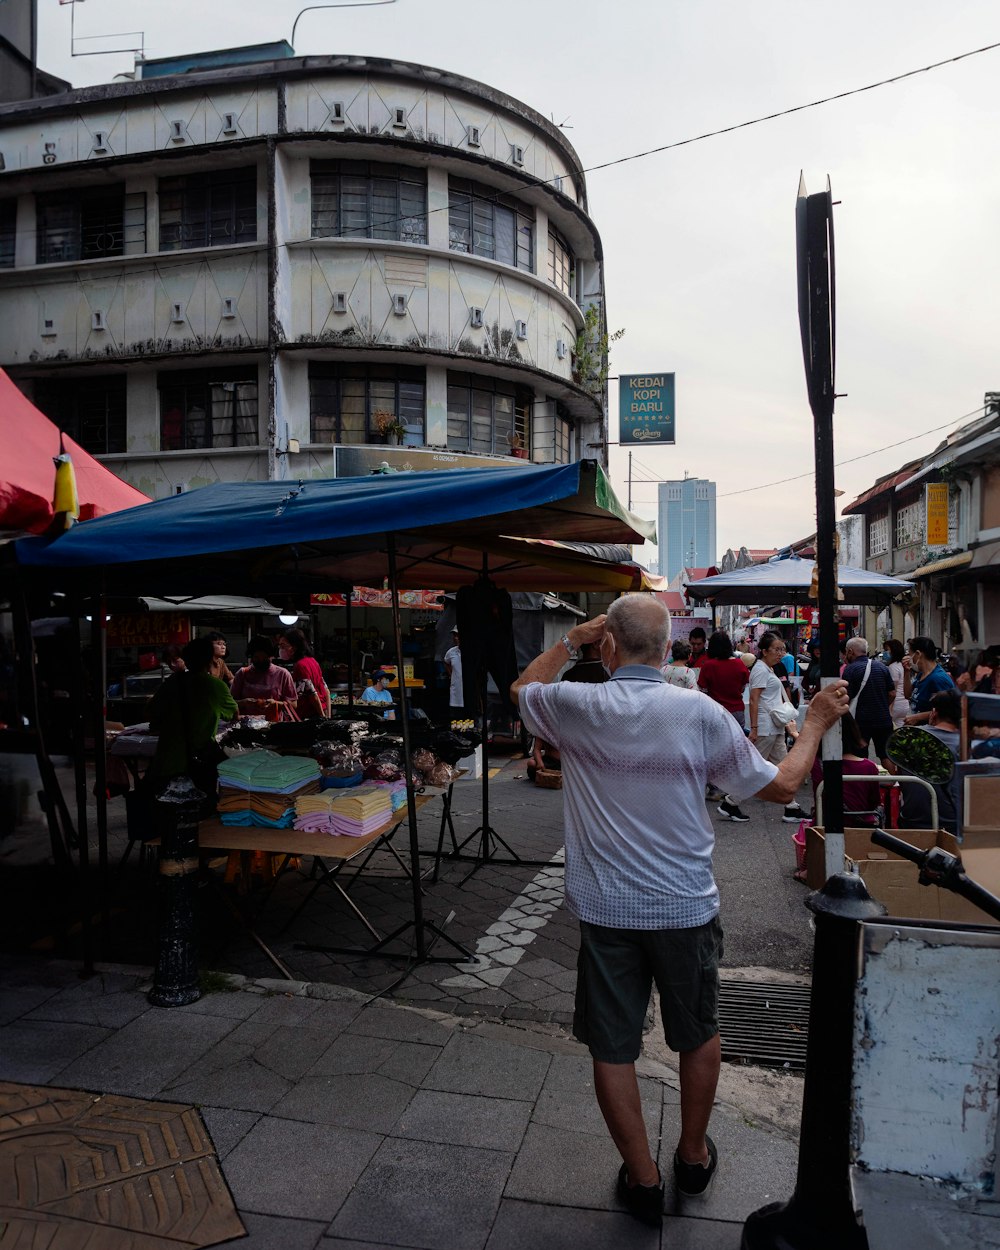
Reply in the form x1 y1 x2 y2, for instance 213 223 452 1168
683 555 914 607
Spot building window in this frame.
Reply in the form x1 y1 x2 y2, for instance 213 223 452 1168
547 226 573 297
159 167 257 251
448 178 533 272
895 497 923 549
36 185 127 263
309 363 425 444
868 512 889 557
532 402 572 464
0 200 15 268
33 375 127 455
446 372 531 456
311 161 427 245
159 369 258 450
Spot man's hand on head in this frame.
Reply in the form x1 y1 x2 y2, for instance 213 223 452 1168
568 615 607 650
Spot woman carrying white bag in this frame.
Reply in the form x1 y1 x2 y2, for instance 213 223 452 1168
746 632 808 823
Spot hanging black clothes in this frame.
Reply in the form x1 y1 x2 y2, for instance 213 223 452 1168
455 579 519 712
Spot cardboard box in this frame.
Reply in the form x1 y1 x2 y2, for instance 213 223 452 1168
806 825 1000 926
964 774 1000 833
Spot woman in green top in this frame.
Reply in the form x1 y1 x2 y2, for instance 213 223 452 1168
148 635 238 789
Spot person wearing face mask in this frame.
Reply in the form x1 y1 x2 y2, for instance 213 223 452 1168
231 635 297 718
278 628 331 718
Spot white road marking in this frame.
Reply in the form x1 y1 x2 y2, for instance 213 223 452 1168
441 850 565 990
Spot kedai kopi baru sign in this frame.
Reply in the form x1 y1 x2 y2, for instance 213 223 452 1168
619 373 675 444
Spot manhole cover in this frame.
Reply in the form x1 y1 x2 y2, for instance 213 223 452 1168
719 978 810 1070
0 1081 245 1248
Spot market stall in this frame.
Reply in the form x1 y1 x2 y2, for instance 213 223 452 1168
10 460 653 978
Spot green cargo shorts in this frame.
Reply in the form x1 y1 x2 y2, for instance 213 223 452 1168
573 916 724 1063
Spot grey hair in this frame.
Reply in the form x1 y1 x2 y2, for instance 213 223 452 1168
606 594 671 665
846 637 869 656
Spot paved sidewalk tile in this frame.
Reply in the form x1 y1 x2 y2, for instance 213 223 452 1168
0 1019 111 1083
54 1009 236 1099
162 1038 292 1113
0 985 65 1026
271 1072 416 1133
234 1211 327 1249
199 1105 262 1159
224 1115 381 1221
328 1137 512 1250
530 1078 661 1137
22 973 149 1029
658 1101 796 1223
422 1031 551 1101
485 1199 660 1249
393 1088 532 1151
505 1121 661 1211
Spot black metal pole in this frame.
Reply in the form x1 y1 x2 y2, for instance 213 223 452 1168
346 590 354 712
70 596 94 974
148 778 202 1007
742 876 883 1249
90 585 110 939
386 533 428 960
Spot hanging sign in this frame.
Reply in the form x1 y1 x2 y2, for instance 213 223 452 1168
106 613 190 648
619 374 675 444
311 589 444 611
925 482 949 547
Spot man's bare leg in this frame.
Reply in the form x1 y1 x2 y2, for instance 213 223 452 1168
593 1059 660 1186
677 1032 721 1164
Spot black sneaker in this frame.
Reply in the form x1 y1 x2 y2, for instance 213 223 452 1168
717 799 749 822
673 1135 718 1197
782 805 808 823
616 1163 663 1227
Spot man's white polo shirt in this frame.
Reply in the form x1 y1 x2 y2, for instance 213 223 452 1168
519 664 777 930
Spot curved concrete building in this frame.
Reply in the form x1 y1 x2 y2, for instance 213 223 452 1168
0 43 609 495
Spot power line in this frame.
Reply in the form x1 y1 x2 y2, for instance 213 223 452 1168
715 405 989 500
582 39 1000 176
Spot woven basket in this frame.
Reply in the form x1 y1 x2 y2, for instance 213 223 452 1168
534 767 563 790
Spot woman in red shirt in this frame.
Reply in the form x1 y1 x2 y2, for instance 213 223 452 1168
698 631 750 732
278 628 331 718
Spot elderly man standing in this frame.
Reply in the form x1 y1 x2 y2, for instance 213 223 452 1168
511 594 848 1227
842 637 894 765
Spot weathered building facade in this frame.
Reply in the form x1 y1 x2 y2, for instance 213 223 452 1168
0 44 608 497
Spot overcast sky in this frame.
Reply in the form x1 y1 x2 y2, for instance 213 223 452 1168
36 0 1000 565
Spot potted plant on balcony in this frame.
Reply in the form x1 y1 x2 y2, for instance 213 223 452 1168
507 431 529 459
373 408 407 445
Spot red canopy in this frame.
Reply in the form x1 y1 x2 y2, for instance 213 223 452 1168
0 368 149 535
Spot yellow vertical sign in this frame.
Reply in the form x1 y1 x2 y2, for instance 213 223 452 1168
925 482 949 547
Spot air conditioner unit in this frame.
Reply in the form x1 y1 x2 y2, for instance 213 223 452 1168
41 316 56 337
171 302 185 323
92 131 109 154
511 143 524 166
467 124 481 147
553 174 564 193
392 293 407 315
91 310 105 331
169 120 187 143
332 292 347 314
514 319 527 340
221 297 236 319
327 102 345 126
556 339 568 360
469 306 484 329
393 107 408 128
222 113 238 135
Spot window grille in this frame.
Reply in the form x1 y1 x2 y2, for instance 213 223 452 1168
868 512 889 556
894 497 923 549
0 200 15 268
448 177 533 272
446 371 531 456
309 363 425 445
33 375 127 455
547 226 574 297
37 185 127 263
159 369 258 450
159 168 257 252
311 160 427 245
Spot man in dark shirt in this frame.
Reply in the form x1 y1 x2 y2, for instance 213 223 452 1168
843 637 894 764
688 627 708 671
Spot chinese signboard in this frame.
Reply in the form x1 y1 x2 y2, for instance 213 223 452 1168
925 482 949 547
106 613 190 649
619 374 675 445
311 589 444 611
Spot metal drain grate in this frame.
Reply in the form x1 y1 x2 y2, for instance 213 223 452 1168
718 978 811 1070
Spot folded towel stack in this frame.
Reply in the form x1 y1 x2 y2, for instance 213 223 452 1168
216 751 322 827
294 784 402 837
217 779 321 828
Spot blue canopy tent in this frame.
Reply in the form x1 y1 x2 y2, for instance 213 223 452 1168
9 460 653 980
